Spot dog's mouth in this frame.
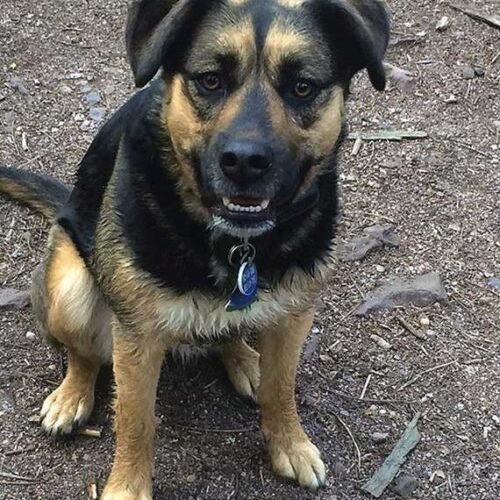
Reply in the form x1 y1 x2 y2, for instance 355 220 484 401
210 196 275 238
220 196 271 219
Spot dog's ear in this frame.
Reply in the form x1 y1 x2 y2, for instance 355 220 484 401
312 0 390 90
126 0 211 87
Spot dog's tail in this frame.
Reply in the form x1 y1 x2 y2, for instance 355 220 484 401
0 165 70 219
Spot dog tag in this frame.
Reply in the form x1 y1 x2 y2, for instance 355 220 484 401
237 261 257 296
225 261 258 312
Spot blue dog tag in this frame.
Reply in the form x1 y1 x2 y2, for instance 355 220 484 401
225 261 258 312
237 261 258 296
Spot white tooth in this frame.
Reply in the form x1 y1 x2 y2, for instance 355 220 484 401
255 206 262 212
222 197 230 207
261 199 270 209
228 203 236 210
248 206 256 212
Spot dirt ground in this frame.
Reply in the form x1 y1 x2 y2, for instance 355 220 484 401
0 1 499 499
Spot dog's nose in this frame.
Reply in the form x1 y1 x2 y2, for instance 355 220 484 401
219 140 272 184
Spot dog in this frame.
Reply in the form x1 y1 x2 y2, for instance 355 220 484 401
0 0 389 497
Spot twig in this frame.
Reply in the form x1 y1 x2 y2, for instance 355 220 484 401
170 423 257 434
396 316 427 340
0 471 37 482
449 4 500 30
77 426 102 438
397 360 457 391
332 412 362 471
348 130 428 141
362 412 422 497
3 446 36 456
360 374 372 400
442 137 495 159
0 480 37 485
331 389 414 405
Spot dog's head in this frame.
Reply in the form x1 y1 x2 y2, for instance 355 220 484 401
127 0 390 239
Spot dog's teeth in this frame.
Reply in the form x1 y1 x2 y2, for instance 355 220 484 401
225 200 268 213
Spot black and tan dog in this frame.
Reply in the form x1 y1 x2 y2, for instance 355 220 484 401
0 0 389 497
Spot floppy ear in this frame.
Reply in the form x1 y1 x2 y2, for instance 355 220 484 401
312 0 390 90
126 0 212 87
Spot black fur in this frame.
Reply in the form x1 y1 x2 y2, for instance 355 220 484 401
0 164 70 218
55 76 339 295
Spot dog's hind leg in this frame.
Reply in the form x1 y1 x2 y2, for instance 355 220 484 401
33 227 112 435
218 338 260 400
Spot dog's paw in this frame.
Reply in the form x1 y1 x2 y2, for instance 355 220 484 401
268 439 326 490
40 381 94 435
222 343 260 399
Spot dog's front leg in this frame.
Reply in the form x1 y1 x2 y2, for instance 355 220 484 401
102 321 166 500
257 308 326 490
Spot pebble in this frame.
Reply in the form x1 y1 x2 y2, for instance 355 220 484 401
461 66 475 79
26 331 36 341
393 475 418 498
85 90 101 104
371 431 389 443
48 364 56 371
419 316 430 327
186 474 196 483
59 83 73 95
89 107 106 121
487 277 500 290
435 16 449 31
370 334 392 350
375 265 385 273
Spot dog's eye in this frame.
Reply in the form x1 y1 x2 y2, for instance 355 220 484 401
197 73 222 92
293 79 314 98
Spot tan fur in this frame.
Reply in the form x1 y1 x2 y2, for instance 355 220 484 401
218 339 260 398
0 177 55 218
101 322 166 500
257 308 326 489
275 0 305 7
35 227 112 434
264 22 308 79
45 227 112 361
40 349 99 434
214 19 255 74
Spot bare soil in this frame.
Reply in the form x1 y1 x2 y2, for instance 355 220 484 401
1 1 499 499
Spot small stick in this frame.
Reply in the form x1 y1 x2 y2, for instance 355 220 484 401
332 412 362 471
362 412 421 497
396 316 427 340
449 4 500 30
397 360 457 391
77 426 102 438
3 446 36 456
360 373 372 400
351 137 363 155
348 130 428 141
0 471 37 482
443 137 495 159
331 389 414 405
170 423 257 434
